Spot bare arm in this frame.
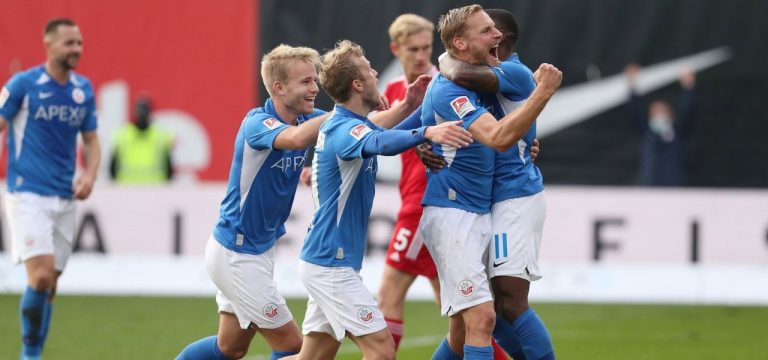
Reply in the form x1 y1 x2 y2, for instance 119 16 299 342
0 116 7 132
439 53 498 93
369 75 432 129
74 130 101 200
272 112 331 150
468 64 562 152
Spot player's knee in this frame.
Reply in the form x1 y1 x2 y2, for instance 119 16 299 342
29 270 56 291
495 295 529 323
218 342 249 359
465 306 496 336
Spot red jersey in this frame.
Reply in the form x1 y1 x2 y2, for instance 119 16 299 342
383 67 438 220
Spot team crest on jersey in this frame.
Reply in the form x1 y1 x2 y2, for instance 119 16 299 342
349 124 372 140
263 118 280 130
263 303 279 319
72 88 85 104
450 96 475 118
0 87 9 108
458 280 475 297
357 306 375 323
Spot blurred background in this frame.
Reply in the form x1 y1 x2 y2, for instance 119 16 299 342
1 0 767 358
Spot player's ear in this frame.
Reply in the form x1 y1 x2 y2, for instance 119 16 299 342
273 81 285 96
389 41 400 57
453 37 467 51
352 79 364 93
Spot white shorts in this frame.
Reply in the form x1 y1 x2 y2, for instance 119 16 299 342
419 206 493 317
205 236 294 330
4 192 76 271
488 191 546 281
299 261 387 342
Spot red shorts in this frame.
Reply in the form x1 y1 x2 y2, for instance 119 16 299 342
384 214 438 279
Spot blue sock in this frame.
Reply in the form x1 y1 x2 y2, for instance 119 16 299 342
494 316 527 359
270 350 297 359
176 335 231 360
20 287 48 357
39 302 53 349
463 344 493 360
432 338 462 360
512 309 555 360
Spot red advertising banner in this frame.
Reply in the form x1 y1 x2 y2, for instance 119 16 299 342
0 0 258 181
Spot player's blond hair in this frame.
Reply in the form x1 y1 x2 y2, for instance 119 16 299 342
319 40 364 103
388 14 434 45
261 44 320 96
438 4 484 55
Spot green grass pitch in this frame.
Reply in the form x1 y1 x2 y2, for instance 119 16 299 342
1 295 767 359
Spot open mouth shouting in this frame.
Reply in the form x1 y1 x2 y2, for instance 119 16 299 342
488 45 500 65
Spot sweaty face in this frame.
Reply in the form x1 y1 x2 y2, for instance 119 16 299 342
281 60 320 115
395 30 433 82
463 11 502 66
355 56 381 111
47 25 83 71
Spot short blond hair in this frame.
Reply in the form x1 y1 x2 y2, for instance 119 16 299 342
438 4 484 54
261 44 320 96
319 40 364 103
388 14 434 45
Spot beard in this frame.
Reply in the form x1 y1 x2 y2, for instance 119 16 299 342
57 53 80 71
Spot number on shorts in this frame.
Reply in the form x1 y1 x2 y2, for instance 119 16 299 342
494 233 509 260
393 228 411 251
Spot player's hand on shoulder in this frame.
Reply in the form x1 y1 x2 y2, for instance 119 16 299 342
416 142 445 171
375 93 390 112
424 120 473 149
533 63 563 95
73 174 95 200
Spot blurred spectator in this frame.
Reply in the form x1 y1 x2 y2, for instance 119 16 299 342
109 96 174 183
625 64 696 186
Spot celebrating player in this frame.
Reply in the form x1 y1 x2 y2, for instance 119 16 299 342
438 8 557 360
420 5 562 360
293 40 472 360
0 18 101 360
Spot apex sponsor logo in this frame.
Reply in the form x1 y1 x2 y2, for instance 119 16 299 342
450 96 475 118
349 124 372 140
271 154 306 173
34 105 88 126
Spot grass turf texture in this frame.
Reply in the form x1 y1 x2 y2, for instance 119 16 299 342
1 295 767 359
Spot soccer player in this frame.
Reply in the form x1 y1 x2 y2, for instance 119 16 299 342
377 13 442 351
0 18 101 360
294 40 472 360
439 9 557 359
176 45 331 360
419 5 561 360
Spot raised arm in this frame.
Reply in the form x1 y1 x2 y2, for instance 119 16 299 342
439 52 498 93
362 121 472 157
467 63 561 152
369 75 432 128
272 112 331 150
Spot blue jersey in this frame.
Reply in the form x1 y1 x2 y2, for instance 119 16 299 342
486 54 544 202
213 98 325 255
0 65 98 198
300 105 382 271
421 74 494 214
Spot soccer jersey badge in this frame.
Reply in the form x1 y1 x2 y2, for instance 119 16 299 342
263 303 279 319
349 124 372 140
263 118 280 130
450 96 475 118
72 88 85 104
357 306 374 323
458 279 475 297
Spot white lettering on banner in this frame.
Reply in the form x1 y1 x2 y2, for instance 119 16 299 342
3 186 767 265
